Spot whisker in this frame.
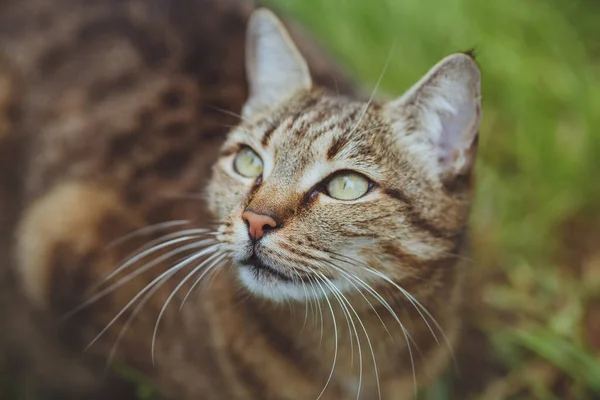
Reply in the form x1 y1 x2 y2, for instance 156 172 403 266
292 269 310 335
301 255 404 345
317 272 363 400
150 249 225 362
158 193 207 202
337 253 455 394
203 263 223 295
347 41 396 137
308 278 319 335
322 268 382 400
84 260 190 351
364 266 449 349
333 273 355 368
104 229 212 279
307 275 325 346
204 104 249 123
65 240 218 319
331 74 340 99
264 251 329 345
104 220 191 250
366 265 457 382
433 248 474 264
313 276 339 400
323 260 392 340
323 256 406 335
326 252 427 337
94 233 214 290
323 251 421 396
135 228 218 253
391 277 459 372
350 123 389 138
104 256 188 368
179 255 228 311
292 262 356 369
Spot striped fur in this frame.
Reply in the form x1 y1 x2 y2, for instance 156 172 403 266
204 10 481 399
5 2 481 399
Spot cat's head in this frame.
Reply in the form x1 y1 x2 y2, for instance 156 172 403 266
206 9 481 301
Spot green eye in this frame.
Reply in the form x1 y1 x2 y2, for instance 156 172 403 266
234 147 263 178
326 172 371 200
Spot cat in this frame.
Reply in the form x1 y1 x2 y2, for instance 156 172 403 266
0 0 481 399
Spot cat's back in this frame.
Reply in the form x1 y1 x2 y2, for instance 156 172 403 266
0 1 354 397
0 0 252 199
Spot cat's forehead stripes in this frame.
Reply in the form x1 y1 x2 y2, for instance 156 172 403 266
260 95 321 146
254 94 365 146
220 93 394 218
251 95 387 191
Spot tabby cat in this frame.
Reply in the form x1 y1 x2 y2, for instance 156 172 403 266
1 0 481 399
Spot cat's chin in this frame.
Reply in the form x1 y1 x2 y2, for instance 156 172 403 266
235 265 353 303
237 265 312 302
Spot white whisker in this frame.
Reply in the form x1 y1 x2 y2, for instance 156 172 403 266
203 263 223 296
323 270 382 400
84 261 187 351
324 260 392 339
105 220 191 250
104 260 184 368
365 267 450 348
317 272 363 400
348 41 396 136
307 275 325 346
179 255 228 311
96 234 214 290
205 104 250 123
324 252 420 396
293 271 310 335
64 239 217 319
313 276 339 400
150 249 224 362
331 274 355 368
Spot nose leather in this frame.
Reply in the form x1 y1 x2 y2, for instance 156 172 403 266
242 211 277 240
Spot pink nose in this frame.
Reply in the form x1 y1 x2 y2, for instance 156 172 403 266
242 211 278 240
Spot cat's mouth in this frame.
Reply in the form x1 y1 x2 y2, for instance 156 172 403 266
237 253 324 301
241 255 294 282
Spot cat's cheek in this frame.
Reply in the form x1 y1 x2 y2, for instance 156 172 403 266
204 181 221 218
205 173 240 220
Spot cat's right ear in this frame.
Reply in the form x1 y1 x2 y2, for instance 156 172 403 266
242 9 312 119
383 53 481 186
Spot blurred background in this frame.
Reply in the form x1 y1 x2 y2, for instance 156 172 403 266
263 0 600 398
1 0 598 399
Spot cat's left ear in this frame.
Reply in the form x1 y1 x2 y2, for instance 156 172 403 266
384 53 481 185
242 9 312 119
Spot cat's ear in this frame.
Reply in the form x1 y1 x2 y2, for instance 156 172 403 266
384 53 481 184
242 8 312 118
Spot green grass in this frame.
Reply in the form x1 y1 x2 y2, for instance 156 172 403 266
265 0 600 398
112 361 165 400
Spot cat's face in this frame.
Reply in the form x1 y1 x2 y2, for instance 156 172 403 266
206 9 481 301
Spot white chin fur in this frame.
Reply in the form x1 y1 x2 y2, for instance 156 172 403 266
237 267 352 302
237 267 310 302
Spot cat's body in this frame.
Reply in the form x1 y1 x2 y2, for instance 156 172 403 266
0 0 481 399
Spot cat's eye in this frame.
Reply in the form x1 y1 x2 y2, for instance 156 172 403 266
326 171 371 201
233 147 263 178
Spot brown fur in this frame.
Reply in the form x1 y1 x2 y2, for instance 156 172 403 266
1 0 481 399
